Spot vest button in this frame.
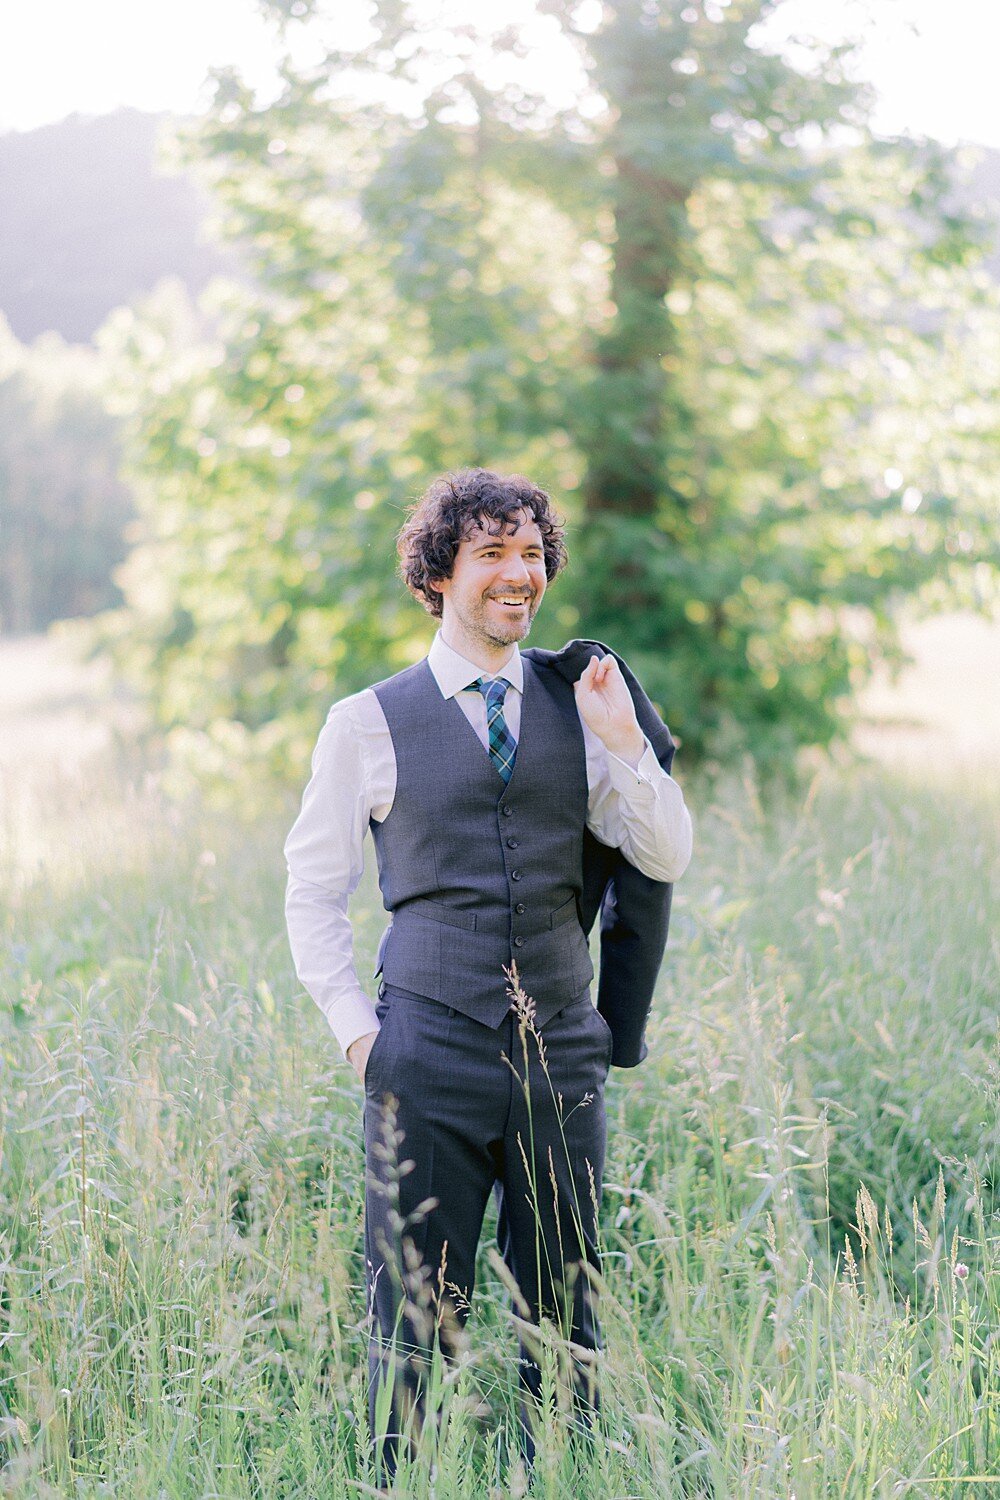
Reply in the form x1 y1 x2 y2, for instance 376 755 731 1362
515 902 526 914
506 837 519 849
511 869 523 881
513 936 524 948
501 805 513 816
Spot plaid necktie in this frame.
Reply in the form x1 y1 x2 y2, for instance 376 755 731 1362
470 676 517 785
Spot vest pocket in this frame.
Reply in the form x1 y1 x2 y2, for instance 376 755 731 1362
550 894 580 929
398 898 478 931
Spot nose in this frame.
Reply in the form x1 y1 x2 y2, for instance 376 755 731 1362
500 555 532 589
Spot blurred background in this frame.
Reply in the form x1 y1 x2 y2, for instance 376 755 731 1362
1 0 998 794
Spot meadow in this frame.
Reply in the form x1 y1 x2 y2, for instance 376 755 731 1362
0 623 997 1498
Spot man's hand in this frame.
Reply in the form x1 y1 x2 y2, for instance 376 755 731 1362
574 653 645 766
347 1028 379 1084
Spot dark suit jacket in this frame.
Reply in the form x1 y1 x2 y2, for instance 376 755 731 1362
523 639 677 1068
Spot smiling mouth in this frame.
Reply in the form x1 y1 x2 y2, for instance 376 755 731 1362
490 596 531 608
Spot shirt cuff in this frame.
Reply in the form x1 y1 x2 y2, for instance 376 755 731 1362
327 990 381 1060
604 734 662 793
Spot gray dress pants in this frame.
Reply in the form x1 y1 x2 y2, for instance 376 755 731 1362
363 981 613 1480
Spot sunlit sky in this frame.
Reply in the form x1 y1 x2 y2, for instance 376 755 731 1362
2 0 999 149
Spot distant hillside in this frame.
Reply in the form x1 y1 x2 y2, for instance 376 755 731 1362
0 109 241 344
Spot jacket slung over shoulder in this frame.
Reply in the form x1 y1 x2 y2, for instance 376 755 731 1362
522 638 676 1068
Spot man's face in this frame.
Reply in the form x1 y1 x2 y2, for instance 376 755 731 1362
433 511 548 651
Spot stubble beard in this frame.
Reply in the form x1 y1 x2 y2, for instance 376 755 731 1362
467 592 538 651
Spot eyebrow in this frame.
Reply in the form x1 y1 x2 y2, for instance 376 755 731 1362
471 537 543 553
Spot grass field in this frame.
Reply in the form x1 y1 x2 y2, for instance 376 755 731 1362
0 616 998 1497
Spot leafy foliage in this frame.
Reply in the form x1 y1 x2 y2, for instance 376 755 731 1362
100 0 1000 786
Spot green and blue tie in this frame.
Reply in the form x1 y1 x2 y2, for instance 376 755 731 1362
471 676 517 785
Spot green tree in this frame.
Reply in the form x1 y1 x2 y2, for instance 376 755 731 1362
538 0 998 761
0 317 133 633
103 0 999 789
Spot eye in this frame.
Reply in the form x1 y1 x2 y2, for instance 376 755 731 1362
477 544 543 560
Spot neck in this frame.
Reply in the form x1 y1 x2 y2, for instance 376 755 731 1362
439 623 517 675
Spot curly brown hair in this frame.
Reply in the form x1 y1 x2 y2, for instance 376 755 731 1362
397 468 568 618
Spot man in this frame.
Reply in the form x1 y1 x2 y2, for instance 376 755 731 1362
283 468 692 1481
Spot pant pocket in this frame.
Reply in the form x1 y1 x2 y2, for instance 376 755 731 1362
364 1001 393 1094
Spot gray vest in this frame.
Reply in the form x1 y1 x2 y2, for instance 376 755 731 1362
370 656 594 1028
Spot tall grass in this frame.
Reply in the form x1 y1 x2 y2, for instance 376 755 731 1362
1 719 997 1496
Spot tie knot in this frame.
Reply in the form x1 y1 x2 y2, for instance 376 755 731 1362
471 675 509 705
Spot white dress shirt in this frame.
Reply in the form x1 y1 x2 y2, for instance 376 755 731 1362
284 633 693 1057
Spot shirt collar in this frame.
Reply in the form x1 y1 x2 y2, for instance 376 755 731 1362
428 631 523 700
